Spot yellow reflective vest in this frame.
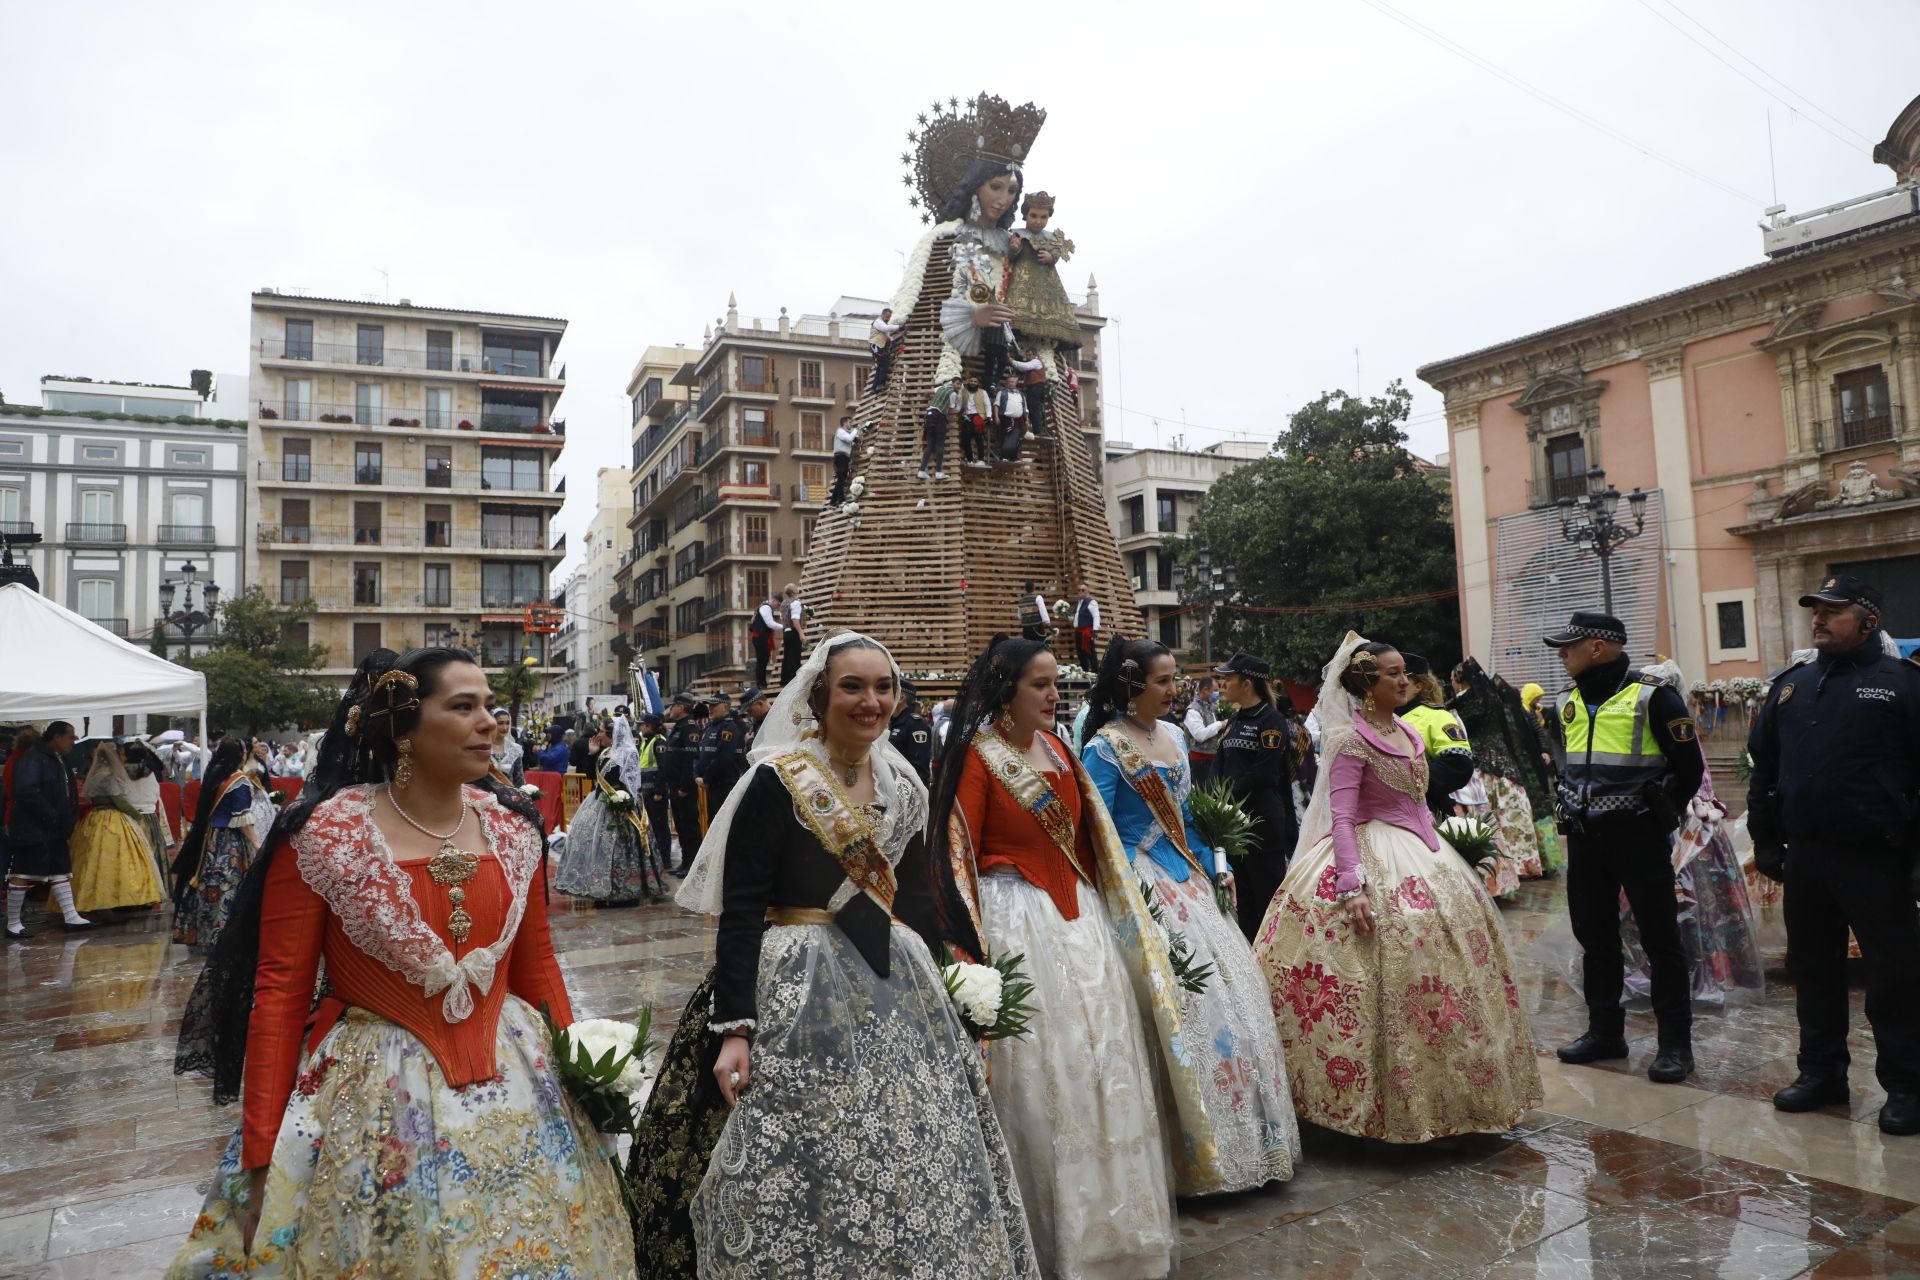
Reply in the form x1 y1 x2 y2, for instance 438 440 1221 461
1553 677 1667 819
1401 703 1471 759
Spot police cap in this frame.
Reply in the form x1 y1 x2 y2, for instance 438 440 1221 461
1798 573 1884 618
1543 611 1627 648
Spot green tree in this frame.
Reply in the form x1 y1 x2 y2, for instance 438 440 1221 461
185 587 336 736
1182 381 1462 682
489 656 540 727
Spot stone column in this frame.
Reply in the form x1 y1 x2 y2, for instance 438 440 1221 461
1646 349 1708 679
1447 401 1495 664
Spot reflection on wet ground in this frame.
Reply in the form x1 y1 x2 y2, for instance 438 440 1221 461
1 876 1915 1277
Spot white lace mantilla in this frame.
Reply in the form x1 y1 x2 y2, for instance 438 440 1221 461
291 784 543 1024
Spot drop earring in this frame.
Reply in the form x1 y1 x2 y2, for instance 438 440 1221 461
1362 694 1376 716
995 709 1014 736
394 738 414 789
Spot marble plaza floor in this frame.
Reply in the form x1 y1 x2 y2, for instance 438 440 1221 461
1 875 1917 1278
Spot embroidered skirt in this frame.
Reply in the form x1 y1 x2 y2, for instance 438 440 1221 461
556 792 665 903
1625 811 1765 1006
70 809 164 912
165 996 636 1280
691 920 1038 1279
1488 774 1546 880
1132 856 1298 1195
980 872 1174 1279
171 828 253 952
1256 820 1543 1143
625 970 729 1280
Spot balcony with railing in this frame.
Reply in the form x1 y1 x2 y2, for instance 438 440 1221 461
671 488 708 533
0 520 36 537
66 522 127 545
157 523 215 546
1813 405 1904 453
788 377 836 402
698 421 779 469
87 617 129 637
610 590 632 614
257 398 564 439
257 460 555 495
698 594 727 622
255 522 548 551
1529 472 1596 509
258 338 560 380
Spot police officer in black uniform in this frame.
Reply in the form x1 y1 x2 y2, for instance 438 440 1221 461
1543 611 1703 1085
889 686 934 785
662 694 705 874
1748 574 1920 1135
697 691 750 816
1211 652 1300 941
740 685 772 752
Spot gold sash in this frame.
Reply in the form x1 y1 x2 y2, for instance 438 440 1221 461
1095 724 1208 878
971 728 1092 885
771 749 896 914
593 768 651 845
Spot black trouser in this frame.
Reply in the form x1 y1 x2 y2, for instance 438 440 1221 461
1026 383 1049 437
999 416 1027 460
752 635 770 687
781 629 801 684
921 409 948 471
829 452 851 504
959 419 986 463
1235 814 1291 942
669 787 702 869
871 345 895 393
1565 810 1691 1044
1785 838 1920 1092
643 787 672 866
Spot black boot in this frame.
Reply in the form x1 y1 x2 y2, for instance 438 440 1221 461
1648 1042 1694 1084
1878 1092 1920 1136
1557 1029 1629 1064
1772 1072 1849 1112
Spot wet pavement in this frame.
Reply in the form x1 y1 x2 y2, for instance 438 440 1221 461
1 875 1915 1277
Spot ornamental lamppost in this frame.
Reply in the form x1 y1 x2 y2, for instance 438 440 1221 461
159 560 220 659
1556 467 1648 615
1173 546 1236 665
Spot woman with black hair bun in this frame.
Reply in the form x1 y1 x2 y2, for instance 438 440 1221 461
167 647 635 1279
1079 635 1299 1196
170 736 264 952
929 635 1175 1278
1254 634 1541 1144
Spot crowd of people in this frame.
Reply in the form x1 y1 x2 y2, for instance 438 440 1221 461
1 568 1909 1277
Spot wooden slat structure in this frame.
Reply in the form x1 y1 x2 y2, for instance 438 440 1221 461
799 237 1138 672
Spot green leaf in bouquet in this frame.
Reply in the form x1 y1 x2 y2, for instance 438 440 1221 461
1138 881 1214 995
1188 779 1256 864
985 951 1036 1042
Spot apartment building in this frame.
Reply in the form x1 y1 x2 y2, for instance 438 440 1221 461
0 374 247 647
245 291 569 683
620 304 874 693
1104 439 1267 655
574 466 632 699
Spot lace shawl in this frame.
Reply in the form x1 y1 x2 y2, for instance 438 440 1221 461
290 784 542 1024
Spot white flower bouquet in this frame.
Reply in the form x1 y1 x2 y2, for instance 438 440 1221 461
540 1005 655 1175
519 782 543 800
941 949 1035 1042
604 788 635 812
1437 815 1496 868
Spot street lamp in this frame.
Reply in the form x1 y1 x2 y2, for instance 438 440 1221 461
159 560 220 658
1184 546 1236 665
1556 467 1648 615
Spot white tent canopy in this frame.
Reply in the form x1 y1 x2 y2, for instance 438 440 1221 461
0 582 207 737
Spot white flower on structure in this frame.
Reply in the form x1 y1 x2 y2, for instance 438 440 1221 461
842 502 861 517
850 477 867 498
943 962 1003 1028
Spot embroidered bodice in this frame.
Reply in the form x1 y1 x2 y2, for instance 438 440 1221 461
1327 719 1440 895
1080 727 1207 883
241 784 569 1168
956 730 1091 921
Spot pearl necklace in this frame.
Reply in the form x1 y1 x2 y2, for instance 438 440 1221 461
388 790 479 943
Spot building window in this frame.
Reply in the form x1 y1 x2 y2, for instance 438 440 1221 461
423 563 452 607
798 360 824 395
482 561 542 608
353 622 381 665
77 578 115 624
1716 600 1746 651
1546 435 1588 503
799 411 825 451
481 449 541 491
425 503 451 547
356 324 385 366
744 514 769 553
1157 613 1181 649
1156 551 1175 591
1156 495 1177 533
353 562 381 605
424 387 452 429
283 438 311 481
482 506 542 550
1122 495 1145 538
747 568 769 604
479 393 541 432
742 406 772 445
632 376 663 423
280 499 310 542
79 488 118 526
426 444 452 488
739 459 767 486
168 446 209 468
740 354 774 392
284 319 313 360
425 622 456 648
283 378 313 421
80 443 120 463
0 439 23 458
426 329 453 371
0 486 24 527
167 490 209 540
284 621 310 651
1129 549 1148 589
353 500 382 545
354 442 383 485
1832 366 1894 449
800 462 825 499
355 383 383 426
483 336 543 377
280 559 310 604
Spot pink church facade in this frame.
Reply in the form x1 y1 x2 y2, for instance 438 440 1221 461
1419 95 1920 692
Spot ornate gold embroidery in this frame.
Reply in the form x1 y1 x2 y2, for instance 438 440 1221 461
1332 731 1428 803
1095 725 1207 879
972 729 1091 886
772 750 897 912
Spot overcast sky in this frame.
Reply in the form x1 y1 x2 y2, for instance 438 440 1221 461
2 1 1912 583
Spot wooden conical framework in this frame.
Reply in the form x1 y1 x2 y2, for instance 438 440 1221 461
799 234 1138 672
